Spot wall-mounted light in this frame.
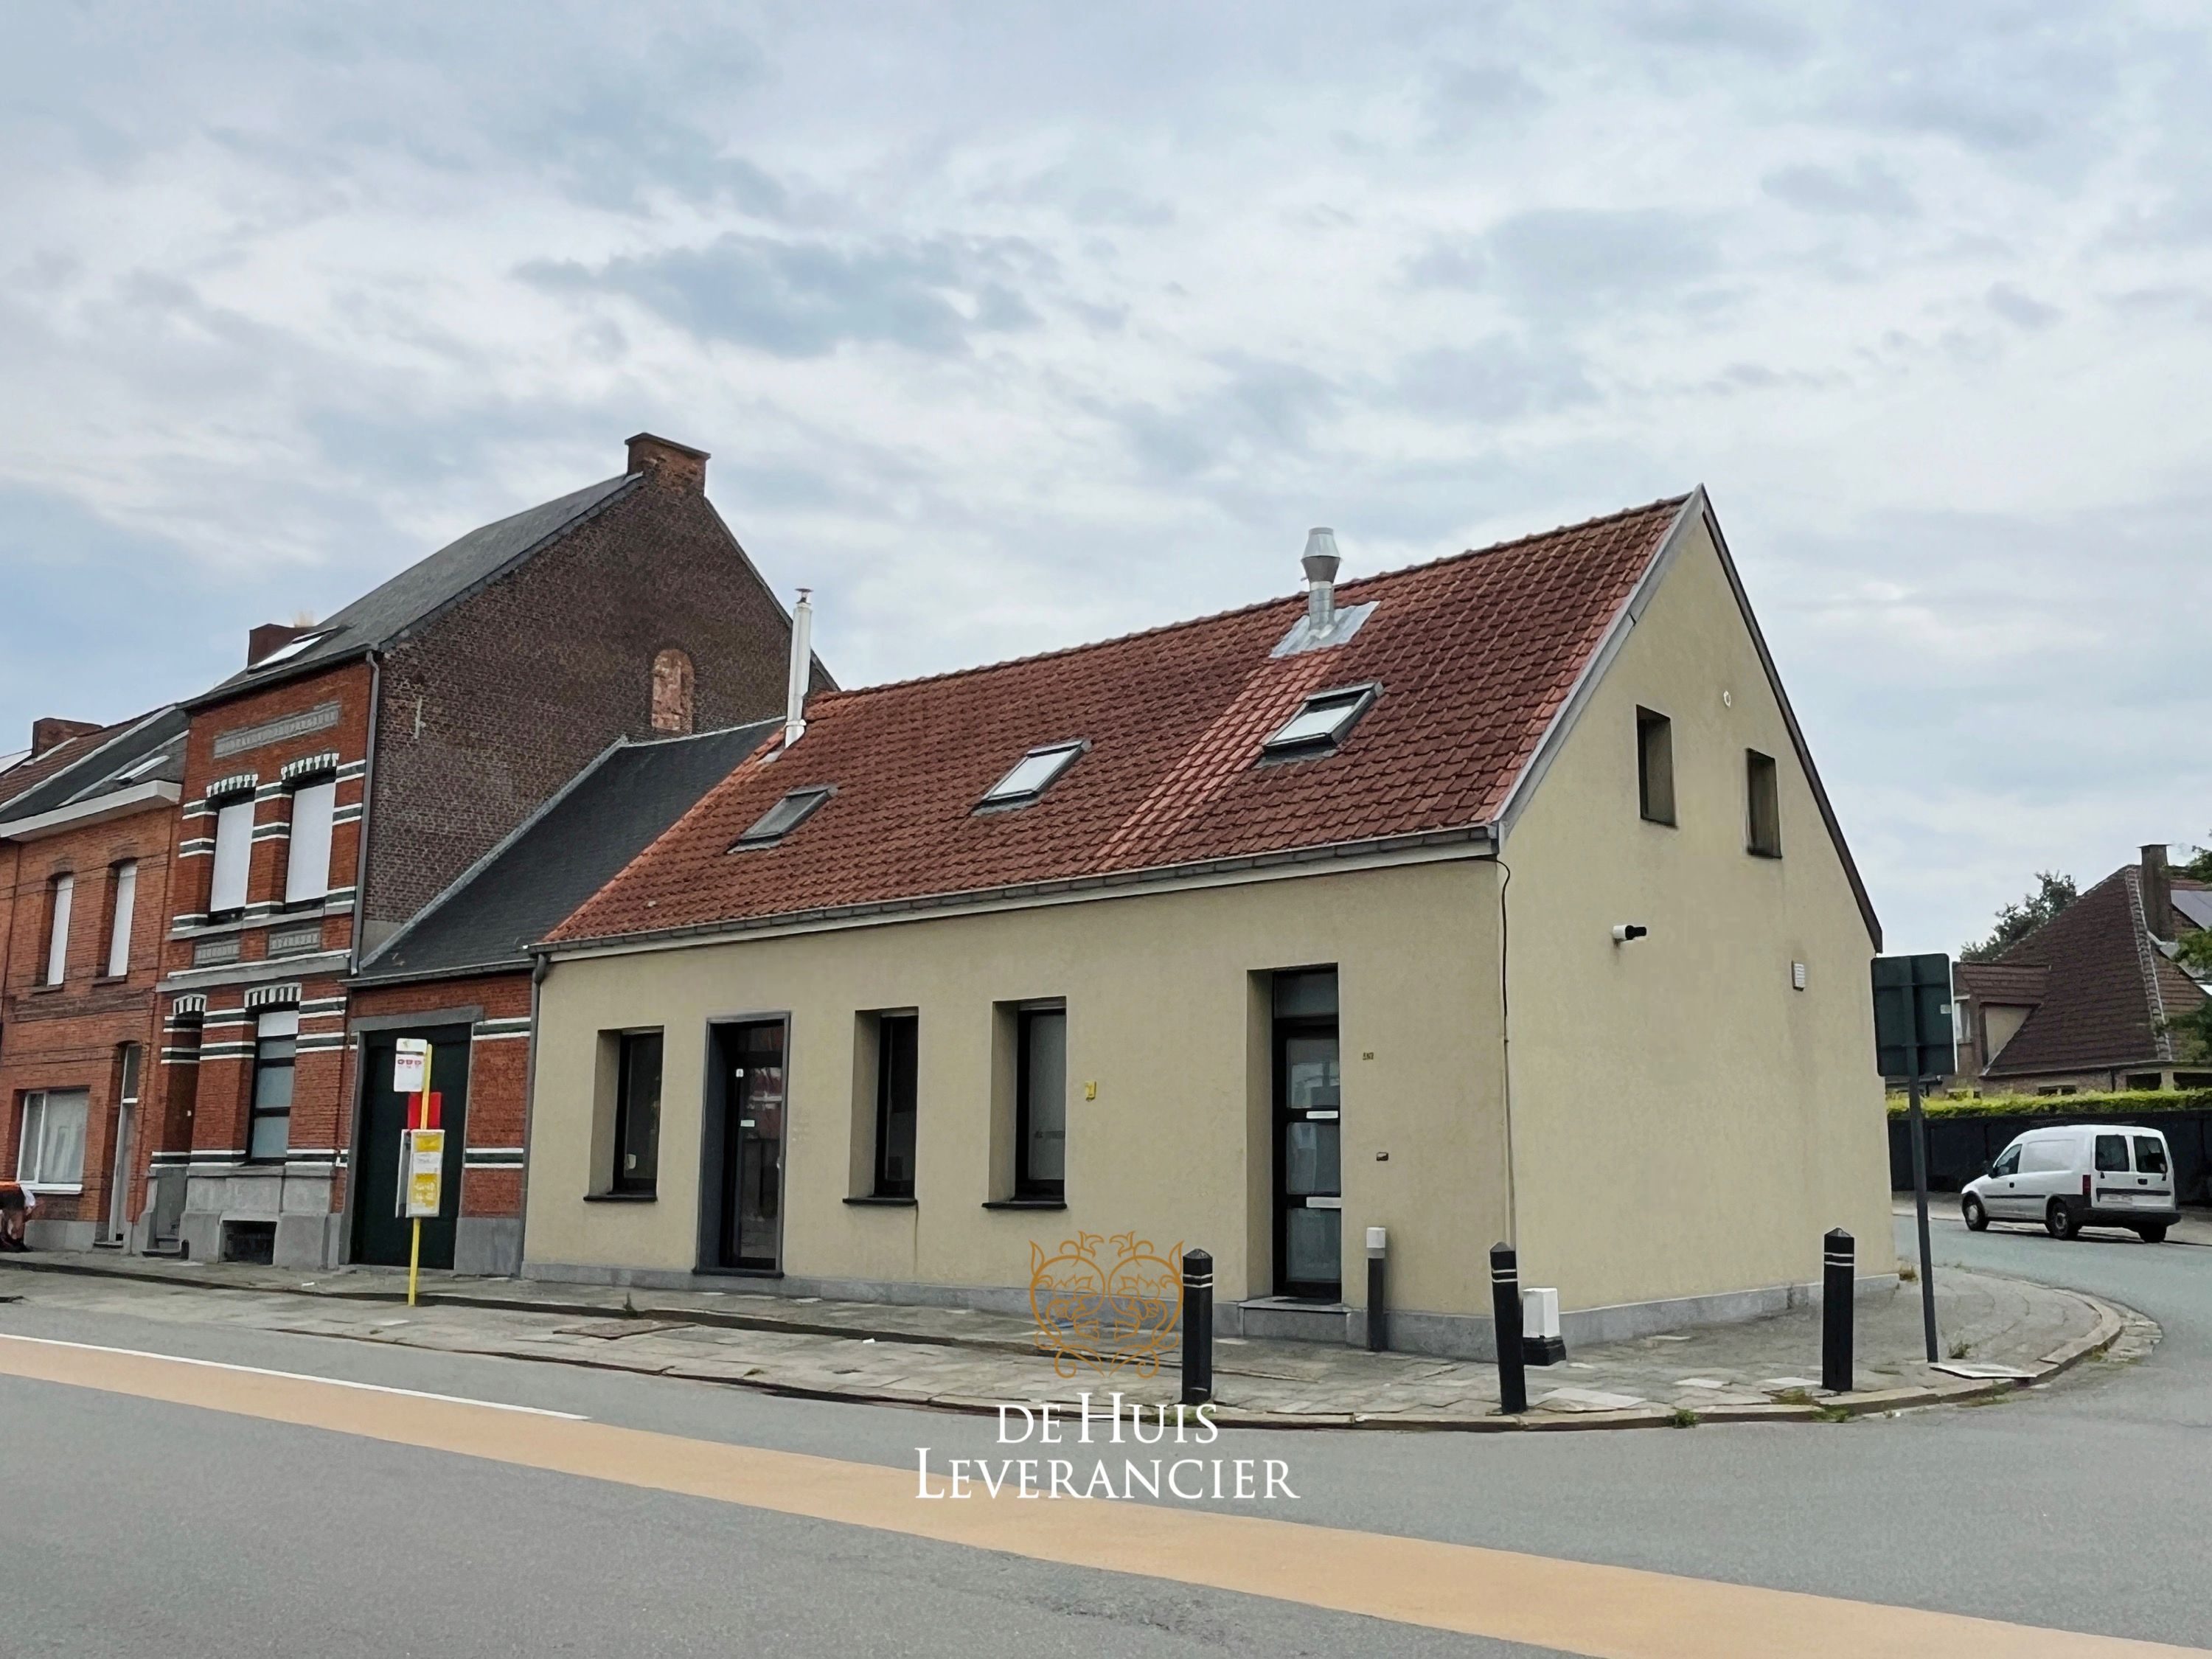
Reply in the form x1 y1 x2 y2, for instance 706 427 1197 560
1611 923 1649 944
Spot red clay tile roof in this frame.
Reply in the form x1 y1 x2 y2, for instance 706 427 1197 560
1980 865 2211 1077
552 495 1695 946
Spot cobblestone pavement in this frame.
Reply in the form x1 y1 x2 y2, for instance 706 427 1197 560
0 1251 2149 1430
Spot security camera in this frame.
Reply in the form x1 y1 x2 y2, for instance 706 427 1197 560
1611 923 1649 943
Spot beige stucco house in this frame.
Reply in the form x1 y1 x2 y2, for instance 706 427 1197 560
518 490 1893 1356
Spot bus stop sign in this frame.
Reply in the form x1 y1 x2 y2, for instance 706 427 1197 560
1872 953 1955 1083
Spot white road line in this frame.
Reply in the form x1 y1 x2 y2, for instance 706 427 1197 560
0 1332 588 1419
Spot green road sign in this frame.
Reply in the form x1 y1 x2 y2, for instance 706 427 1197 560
1871 952 1955 1082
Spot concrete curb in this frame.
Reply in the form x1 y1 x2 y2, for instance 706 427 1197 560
1 1253 2148 1433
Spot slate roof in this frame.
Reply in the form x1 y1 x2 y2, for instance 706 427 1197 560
0 707 187 824
190 473 638 706
1973 866 2211 1078
355 720 778 982
552 491 1835 950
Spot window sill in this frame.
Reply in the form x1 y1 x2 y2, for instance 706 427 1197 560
844 1194 917 1207
1745 847 1783 860
1638 815 1677 829
94 973 130 984
27 982 65 995
584 1190 658 1203
22 1183 83 1197
983 1197 1067 1211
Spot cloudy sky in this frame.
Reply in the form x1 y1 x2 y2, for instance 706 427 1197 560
3 2 2207 953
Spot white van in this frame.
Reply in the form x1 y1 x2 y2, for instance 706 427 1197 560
1962 1124 2179 1242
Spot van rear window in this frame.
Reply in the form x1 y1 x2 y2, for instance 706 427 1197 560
2133 1136 2168 1177
2094 1134 2129 1172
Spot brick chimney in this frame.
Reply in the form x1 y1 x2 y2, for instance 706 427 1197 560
29 717 100 756
626 431 709 493
2141 844 2172 939
248 622 313 666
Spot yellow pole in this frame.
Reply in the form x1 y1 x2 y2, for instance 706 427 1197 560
408 1045 431 1308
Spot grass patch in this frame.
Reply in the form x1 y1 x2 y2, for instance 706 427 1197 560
1814 1404 1854 1424
1669 1406 1700 1427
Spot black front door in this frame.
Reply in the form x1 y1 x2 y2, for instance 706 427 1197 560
354 1028 470 1269
1272 969 1342 1300
709 1020 785 1271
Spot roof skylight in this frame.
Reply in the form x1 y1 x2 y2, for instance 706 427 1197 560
250 631 330 670
979 740 1087 809
1260 684 1377 759
731 785 834 849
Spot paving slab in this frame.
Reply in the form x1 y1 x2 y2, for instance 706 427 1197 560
0 1249 2149 1432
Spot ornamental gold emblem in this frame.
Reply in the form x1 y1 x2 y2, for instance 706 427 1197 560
1029 1231 1184 1379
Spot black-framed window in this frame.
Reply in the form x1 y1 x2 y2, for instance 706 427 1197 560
1273 968 1342 1300
612 1031 663 1194
1745 749 1781 857
1015 1006 1067 1200
1636 706 1675 825
246 1008 297 1164
872 1014 919 1197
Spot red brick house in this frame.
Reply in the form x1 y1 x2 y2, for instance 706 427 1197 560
1 709 187 1248
152 432 819 1268
1952 845 2212 1094
344 720 775 1272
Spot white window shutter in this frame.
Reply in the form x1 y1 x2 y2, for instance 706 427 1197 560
284 779 336 905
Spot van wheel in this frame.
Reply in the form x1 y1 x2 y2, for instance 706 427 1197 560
1962 1195 1989 1231
2136 1225 2168 1244
2046 1199 2082 1240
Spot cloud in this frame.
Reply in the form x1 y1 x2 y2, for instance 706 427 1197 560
1617 0 1815 64
1407 209 1723 321
1391 337 1599 420
520 234 1048 358
1985 282 2060 330
1424 60 1548 144
1761 158 1919 220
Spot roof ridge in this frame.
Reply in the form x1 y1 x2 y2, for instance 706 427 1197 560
2124 866 2175 1061
810 493 1694 709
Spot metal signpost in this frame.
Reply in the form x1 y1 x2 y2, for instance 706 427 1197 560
392 1038 439 1307
1871 953 1956 1363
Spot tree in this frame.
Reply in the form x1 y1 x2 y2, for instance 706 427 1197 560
2179 832 2212 885
1961 871 2078 962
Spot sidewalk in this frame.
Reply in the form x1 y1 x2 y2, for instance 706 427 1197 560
0 1249 2151 1431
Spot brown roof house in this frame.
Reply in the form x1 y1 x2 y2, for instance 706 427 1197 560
520 490 1893 1357
1953 846 2212 1095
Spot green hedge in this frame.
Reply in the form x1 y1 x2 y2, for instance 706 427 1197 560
1888 1088 2212 1120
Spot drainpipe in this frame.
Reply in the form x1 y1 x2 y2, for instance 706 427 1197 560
514 949 551 1279
1495 852 1518 1248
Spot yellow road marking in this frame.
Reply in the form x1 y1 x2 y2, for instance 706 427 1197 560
0 1332 2198 1659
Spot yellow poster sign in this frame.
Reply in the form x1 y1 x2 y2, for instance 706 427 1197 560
403 1128 445 1219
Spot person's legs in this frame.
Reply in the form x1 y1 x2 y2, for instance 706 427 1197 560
0 1183 27 1248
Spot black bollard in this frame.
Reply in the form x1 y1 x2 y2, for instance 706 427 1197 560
1821 1228 1854 1394
1366 1227 1388 1353
1181 1249 1214 1406
1490 1242 1527 1414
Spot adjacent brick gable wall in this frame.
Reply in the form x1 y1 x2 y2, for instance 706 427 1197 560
0 801 178 1234
361 472 813 938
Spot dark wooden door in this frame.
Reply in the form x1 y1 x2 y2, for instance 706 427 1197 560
353 1028 470 1269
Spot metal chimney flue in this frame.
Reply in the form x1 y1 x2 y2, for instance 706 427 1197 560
1302 528 1341 633
783 588 815 751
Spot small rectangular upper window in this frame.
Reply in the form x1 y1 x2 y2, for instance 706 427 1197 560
980 741 1085 808
732 785 833 849
1745 749 1781 857
1636 707 1675 826
1261 684 1377 759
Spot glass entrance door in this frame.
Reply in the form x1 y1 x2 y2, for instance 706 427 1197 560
1272 969 1342 1300
716 1020 786 1271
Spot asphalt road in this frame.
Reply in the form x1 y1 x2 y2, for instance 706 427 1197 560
2 1215 2206 1658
